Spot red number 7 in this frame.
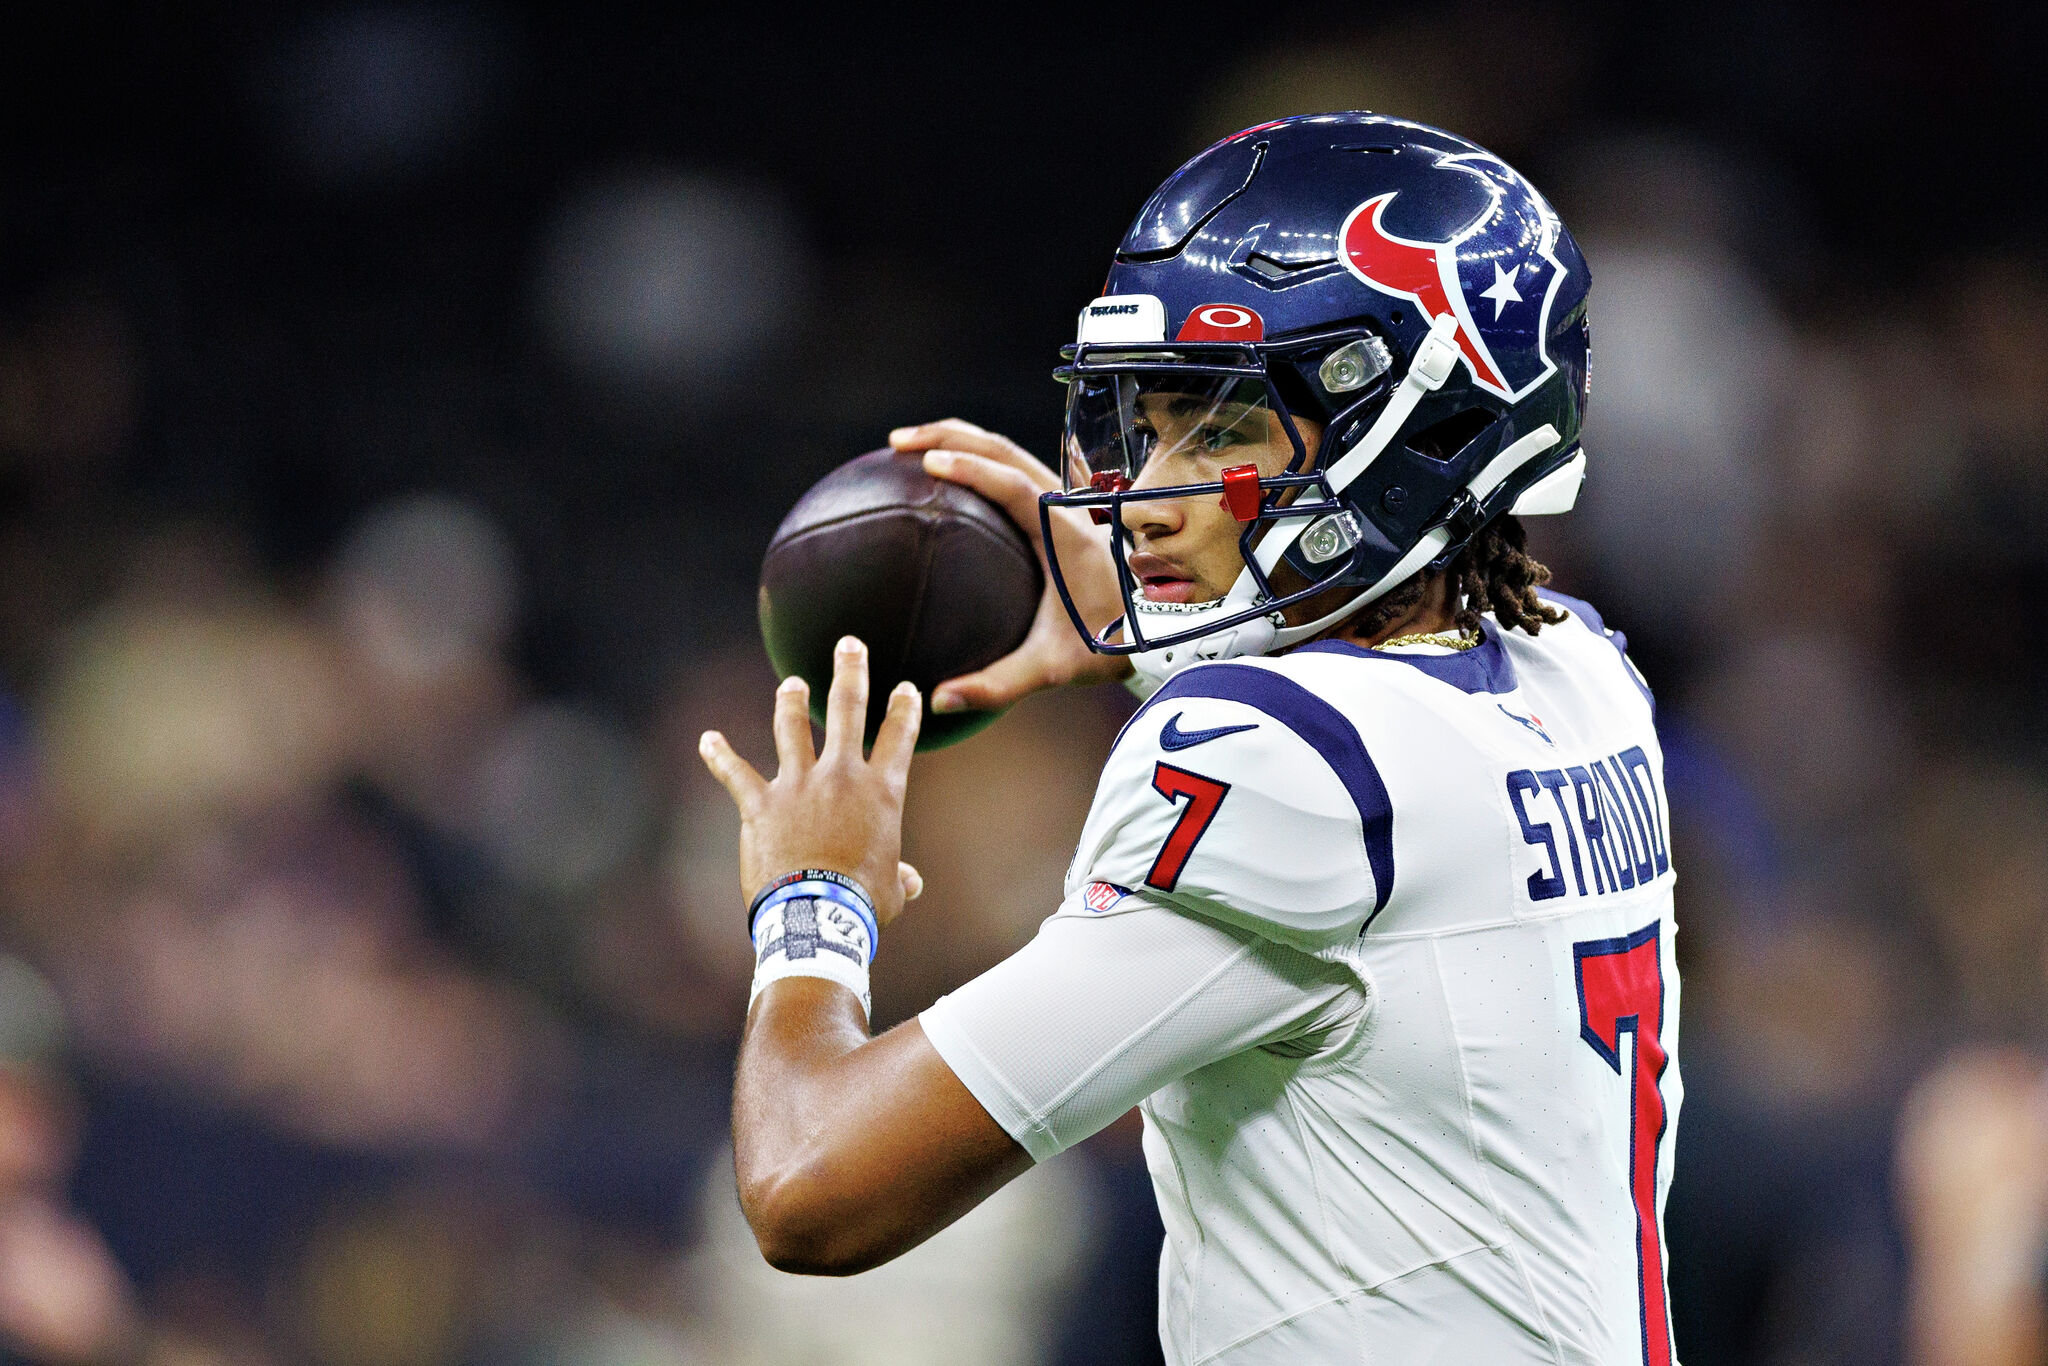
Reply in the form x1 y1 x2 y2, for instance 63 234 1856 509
1574 922 1673 1366
1145 763 1231 892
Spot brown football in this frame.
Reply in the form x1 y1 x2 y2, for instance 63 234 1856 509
758 448 1042 750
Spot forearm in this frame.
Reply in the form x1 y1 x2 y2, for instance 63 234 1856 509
732 978 1030 1275
703 644 1030 1275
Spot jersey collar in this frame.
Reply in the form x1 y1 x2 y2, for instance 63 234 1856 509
1295 617 1519 695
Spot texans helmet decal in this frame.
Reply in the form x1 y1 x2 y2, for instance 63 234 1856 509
1339 152 1568 402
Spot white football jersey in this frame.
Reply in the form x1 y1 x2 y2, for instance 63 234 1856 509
923 593 1681 1366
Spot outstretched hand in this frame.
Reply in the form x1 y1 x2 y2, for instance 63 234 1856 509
890 419 1131 712
699 637 925 926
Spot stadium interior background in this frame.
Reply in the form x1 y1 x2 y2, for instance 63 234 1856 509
3 3 2047 1363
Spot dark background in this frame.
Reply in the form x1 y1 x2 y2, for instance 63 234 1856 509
0 4 2045 1364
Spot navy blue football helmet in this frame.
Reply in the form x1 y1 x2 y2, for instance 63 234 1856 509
1041 113 1591 687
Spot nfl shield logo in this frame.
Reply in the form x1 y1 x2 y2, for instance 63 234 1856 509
1083 880 1130 912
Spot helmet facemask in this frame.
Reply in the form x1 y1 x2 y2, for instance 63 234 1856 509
1042 315 1489 671
1046 342 1376 660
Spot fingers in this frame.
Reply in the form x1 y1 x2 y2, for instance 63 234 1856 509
771 675 815 776
821 636 871 760
891 420 1058 491
898 861 924 902
869 679 922 779
697 731 768 812
934 647 1049 714
889 416 991 452
920 450 1053 546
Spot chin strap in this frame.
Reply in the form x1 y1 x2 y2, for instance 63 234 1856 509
1125 608 1275 700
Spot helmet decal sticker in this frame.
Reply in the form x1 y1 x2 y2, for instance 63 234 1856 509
1175 304 1266 342
1338 152 1568 402
1076 294 1168 344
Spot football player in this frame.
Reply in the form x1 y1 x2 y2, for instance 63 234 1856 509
699 113 1683 1365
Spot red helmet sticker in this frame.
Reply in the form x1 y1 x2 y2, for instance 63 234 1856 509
1175 304 1265 342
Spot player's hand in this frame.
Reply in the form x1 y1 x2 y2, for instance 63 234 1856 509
890 419 1132 712
699 637 924 927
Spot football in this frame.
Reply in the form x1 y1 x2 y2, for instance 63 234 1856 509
759 448 1042 750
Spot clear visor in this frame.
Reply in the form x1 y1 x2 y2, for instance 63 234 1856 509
1061 372 1303 492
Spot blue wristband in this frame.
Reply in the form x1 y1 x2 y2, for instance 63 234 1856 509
748 870 879 963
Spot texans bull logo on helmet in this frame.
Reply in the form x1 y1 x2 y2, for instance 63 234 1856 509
1339 151 1568 403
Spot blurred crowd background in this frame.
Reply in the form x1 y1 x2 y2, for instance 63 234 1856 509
3 3 2047 1363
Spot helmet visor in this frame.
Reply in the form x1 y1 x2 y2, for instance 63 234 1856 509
1061 371 1304 493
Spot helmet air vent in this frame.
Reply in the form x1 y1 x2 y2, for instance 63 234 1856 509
1239 251 1342 286
1243 253 1292 282
1117 142 1268 263
1407 407 1496 463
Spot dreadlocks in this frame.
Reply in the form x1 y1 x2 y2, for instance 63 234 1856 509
1337 514 1563 643
1450 515 1564 637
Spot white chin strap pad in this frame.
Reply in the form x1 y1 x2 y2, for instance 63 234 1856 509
1125 599 1277 699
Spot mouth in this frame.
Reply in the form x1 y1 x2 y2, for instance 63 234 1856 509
1128 552 1203 604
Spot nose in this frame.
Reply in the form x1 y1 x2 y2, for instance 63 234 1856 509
1121 458 1188 540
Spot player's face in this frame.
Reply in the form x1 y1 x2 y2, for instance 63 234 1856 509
1118 393 1322 604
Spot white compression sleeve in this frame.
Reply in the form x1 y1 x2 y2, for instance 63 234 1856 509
919 893 1366 1163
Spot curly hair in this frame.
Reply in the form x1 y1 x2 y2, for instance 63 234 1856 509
1450 515 1564 637
1342 514 1563 642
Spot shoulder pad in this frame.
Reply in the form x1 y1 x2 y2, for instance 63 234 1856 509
1535 588 1654 711
1066 660 1390 951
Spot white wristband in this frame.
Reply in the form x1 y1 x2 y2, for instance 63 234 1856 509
749 884 875 1020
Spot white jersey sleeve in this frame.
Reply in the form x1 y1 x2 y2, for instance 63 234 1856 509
1065 659 1391 954
919 889 1363 1162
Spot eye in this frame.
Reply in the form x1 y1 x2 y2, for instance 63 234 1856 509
1124 422 1161 468
1195 422 1250 453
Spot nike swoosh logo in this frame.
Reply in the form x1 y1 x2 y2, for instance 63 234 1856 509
1159 713 1258 751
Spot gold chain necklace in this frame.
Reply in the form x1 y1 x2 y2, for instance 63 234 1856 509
1375 629 1480 652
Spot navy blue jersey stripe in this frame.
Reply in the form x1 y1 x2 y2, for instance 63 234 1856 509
1126 663 1395 916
